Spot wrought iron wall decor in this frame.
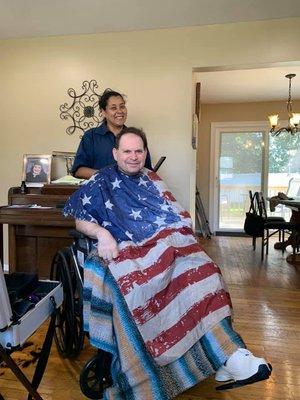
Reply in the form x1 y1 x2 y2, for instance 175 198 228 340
59 79 102 137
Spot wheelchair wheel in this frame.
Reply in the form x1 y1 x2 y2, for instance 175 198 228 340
68 246 85 354
50 248 85 357
79 352 112 399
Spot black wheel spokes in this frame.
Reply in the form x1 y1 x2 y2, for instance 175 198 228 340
86 367 101 392
50 249 80 357
79 353 111 399
79 350 112 399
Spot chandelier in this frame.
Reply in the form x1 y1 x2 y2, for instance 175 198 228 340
268 73 300 136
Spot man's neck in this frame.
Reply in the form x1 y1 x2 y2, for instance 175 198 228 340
117 165 143 177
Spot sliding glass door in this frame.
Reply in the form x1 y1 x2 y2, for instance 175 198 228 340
218 130 264 230
210 122 300 232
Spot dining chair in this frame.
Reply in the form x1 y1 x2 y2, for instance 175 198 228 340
247 190 260 251
248 190 285 251
257 192 298 260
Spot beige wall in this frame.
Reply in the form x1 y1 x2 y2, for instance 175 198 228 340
197 99 300 216
1 17 300 263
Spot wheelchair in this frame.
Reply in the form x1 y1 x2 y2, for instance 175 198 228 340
50 230 112 399
50 157 167 398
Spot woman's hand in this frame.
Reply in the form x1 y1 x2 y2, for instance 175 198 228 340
96 229 119 261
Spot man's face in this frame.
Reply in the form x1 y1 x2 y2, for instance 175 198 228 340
102 96 127 129
113 133 147 175
33 164 42 175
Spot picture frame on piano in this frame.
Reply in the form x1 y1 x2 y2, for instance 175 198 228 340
22 154 52 187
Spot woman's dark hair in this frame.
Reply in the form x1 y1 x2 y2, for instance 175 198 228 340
99 88 126 110
115 127 148 150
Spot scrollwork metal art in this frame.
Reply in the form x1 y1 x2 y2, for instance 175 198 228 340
59 79 102 137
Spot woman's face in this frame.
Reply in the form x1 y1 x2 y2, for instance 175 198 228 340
102 96 127 130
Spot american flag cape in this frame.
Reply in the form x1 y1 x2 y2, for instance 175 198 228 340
64 165 232 366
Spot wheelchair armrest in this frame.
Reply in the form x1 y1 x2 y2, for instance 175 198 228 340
69 230 94 255
69 229 89 240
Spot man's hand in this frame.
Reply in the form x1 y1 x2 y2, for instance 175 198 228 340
96 229 119 261
75 219 119 261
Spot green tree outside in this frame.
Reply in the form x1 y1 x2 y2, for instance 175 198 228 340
220 131 300 174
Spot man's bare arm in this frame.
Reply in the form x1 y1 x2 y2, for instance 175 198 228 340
76 219 119 260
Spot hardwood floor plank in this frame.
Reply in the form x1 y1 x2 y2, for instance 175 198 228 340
1 236 300 399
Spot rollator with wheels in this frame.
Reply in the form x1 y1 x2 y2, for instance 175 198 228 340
51 230 112 399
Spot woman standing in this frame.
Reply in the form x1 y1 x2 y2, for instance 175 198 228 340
72 89 152 179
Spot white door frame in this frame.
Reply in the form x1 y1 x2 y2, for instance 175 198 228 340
209 121 270 233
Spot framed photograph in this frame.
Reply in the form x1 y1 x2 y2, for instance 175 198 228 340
22 154 52 186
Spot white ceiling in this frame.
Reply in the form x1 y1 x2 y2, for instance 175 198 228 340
197 65 300 103
1 1 300 104
1 0 300 40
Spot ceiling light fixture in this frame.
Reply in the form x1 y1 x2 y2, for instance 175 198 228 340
268 73 300 136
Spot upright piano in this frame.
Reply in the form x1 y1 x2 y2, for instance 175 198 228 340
0 185 77 278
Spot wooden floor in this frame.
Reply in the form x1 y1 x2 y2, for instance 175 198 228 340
1 236 300 400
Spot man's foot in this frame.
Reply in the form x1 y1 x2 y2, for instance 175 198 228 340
215 348 272 391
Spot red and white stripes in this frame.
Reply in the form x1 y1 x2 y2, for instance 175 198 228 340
108 226 232 366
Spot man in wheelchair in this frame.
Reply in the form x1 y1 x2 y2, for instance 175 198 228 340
64 127 272 399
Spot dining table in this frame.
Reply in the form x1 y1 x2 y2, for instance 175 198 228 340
274 197 300 264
